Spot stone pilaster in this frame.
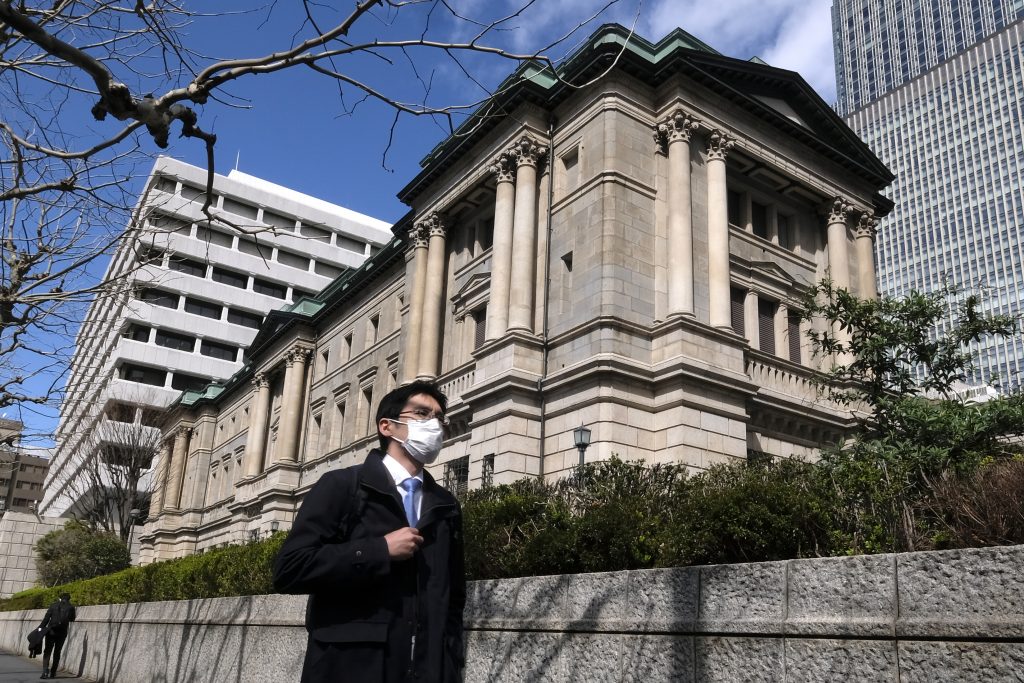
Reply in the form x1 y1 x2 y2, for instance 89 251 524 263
706 130 735 329
277 347 311 463
243 373 271 477
507 135 545 332
855 212 879 300
148 439 171 517
403 224 430 382
657 110 700 318
162 426 192 511
417 213 447 378
486 151 516 341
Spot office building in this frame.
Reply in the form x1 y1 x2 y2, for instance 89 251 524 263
0 418 49 514
836 1 1024 390
137 24 893 560
41 157 392 519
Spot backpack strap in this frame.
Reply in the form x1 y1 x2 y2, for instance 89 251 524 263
336 464 367 540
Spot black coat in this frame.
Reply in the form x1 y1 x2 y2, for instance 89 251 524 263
273 450 465 683
39 599 76 638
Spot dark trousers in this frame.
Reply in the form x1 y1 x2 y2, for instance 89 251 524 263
42 630 67 675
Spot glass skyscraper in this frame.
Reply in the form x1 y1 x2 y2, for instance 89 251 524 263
836 1 1024 391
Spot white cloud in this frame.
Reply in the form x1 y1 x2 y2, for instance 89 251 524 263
643 0 837 102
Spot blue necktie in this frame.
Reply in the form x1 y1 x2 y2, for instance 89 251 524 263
401 478 422 527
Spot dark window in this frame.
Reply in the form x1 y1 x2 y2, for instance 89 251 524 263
253 277 286 299
262 210 295 230
758 299 777 355
482 454 495 488
121 364 166 386
139 289 178 309
727 189 744 227
443 456 469 497
477 217 494 252
278 250 310 270
473 307 487 350
139 408 164 428
227 308 263 329
751 202 769 239
777 214 791 250
300 224 333 244
730 288 745 336
171 373 208 392
788 312 802 364
200 339 238 362
155 329 195 352
314 261 344 279
222 197 258 220
238 238 272 259
184 297 222 319
168 255 207 278
195 226 233 249
337 235 364 254
211 266 248 289
124 324 150 342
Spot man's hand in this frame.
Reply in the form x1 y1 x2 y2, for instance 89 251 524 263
385 527 423 560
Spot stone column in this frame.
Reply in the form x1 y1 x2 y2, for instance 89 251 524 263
855 212 879 300
163 426 191 510
706 130 735 329
486 151 516 341
507 136 545 332
744 290 760 348
417 213 447 378
826 198 854 363
658 110 699 317
243 373 271 477
188 414 217 509
775 303 790 360
403 225 429 382
276 348 311 463
148 439 171 517
826 198 852 290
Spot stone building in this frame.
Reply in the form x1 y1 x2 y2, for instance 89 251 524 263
140 25 893 561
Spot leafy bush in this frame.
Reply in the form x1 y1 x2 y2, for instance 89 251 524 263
35 520 130 586
0 533 286 612
919 457 1024 549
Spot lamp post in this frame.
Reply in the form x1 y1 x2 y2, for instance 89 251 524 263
271 520 280 534
127 507 141 550
573 424 592 467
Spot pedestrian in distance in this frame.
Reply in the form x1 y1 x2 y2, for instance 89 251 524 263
38 592 76 679
274 381 465 683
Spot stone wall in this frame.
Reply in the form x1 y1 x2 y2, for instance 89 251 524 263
0 512 64 598
1 545 1022 681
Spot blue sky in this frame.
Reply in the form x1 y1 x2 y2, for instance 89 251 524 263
17 0 838 443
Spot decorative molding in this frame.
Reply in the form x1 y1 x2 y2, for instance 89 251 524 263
826 197 853 225
286 347 313 366
252 372 270 389
654 109 700 153
489 150 516 184
705 129 735 161
855 211 879 239
416 211 446 241
511 135 546 168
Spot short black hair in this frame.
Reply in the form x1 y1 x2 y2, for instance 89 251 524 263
375 381 448 450
59 592 70 601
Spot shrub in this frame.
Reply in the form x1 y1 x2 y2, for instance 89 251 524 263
919 457 1024 549
35 520 130 586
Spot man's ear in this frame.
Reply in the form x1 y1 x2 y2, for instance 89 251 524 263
378 417 396 440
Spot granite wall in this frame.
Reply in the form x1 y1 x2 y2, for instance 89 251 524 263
0 512 64 598
0 545 1021 681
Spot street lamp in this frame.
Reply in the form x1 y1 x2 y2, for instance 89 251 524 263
127 507 141 550
270 520 280 534
573 424 592 467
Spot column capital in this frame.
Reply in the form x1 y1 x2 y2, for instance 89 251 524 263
511 135 546 168
855 211 879 239
826 197 853 225
705 130 734 161
489 150 516 184
655 109 700 152
252 372 270 389
406 222 429 252
415 211 446 240
286 347 312 366
174 426 193 439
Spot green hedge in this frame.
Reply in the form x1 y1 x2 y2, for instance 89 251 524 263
3 455 1019 611
0 533 285 612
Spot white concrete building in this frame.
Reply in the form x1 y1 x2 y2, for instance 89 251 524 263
41 157 392 520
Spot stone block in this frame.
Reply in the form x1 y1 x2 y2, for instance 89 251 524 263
465 630 561 683
786 554 896 636
697 561 786 633
565 571 630 629
693 636 784 682
898 641 1024 682
624 567 699 632
783 639 898 682
896 546 1024 638
621 635 694 682
466 575 568 629
559 633 627 683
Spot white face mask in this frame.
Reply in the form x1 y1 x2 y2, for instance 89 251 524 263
389 417 445 465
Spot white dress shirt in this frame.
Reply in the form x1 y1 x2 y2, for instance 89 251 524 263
382 453 423 523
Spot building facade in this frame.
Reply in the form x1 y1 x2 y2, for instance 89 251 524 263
141 25 893 561
831 0 1024 115
837 3 1024 390
0 419 49 514
42 158 392 520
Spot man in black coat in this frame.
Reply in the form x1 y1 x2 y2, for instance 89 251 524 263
274 381 465 683
38 592 76 679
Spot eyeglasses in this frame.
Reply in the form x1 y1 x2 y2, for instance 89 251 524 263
399 407 450 426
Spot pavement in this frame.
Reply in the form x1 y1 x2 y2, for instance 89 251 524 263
0 651 93 682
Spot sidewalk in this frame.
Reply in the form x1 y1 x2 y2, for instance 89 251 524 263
0 651 93 682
